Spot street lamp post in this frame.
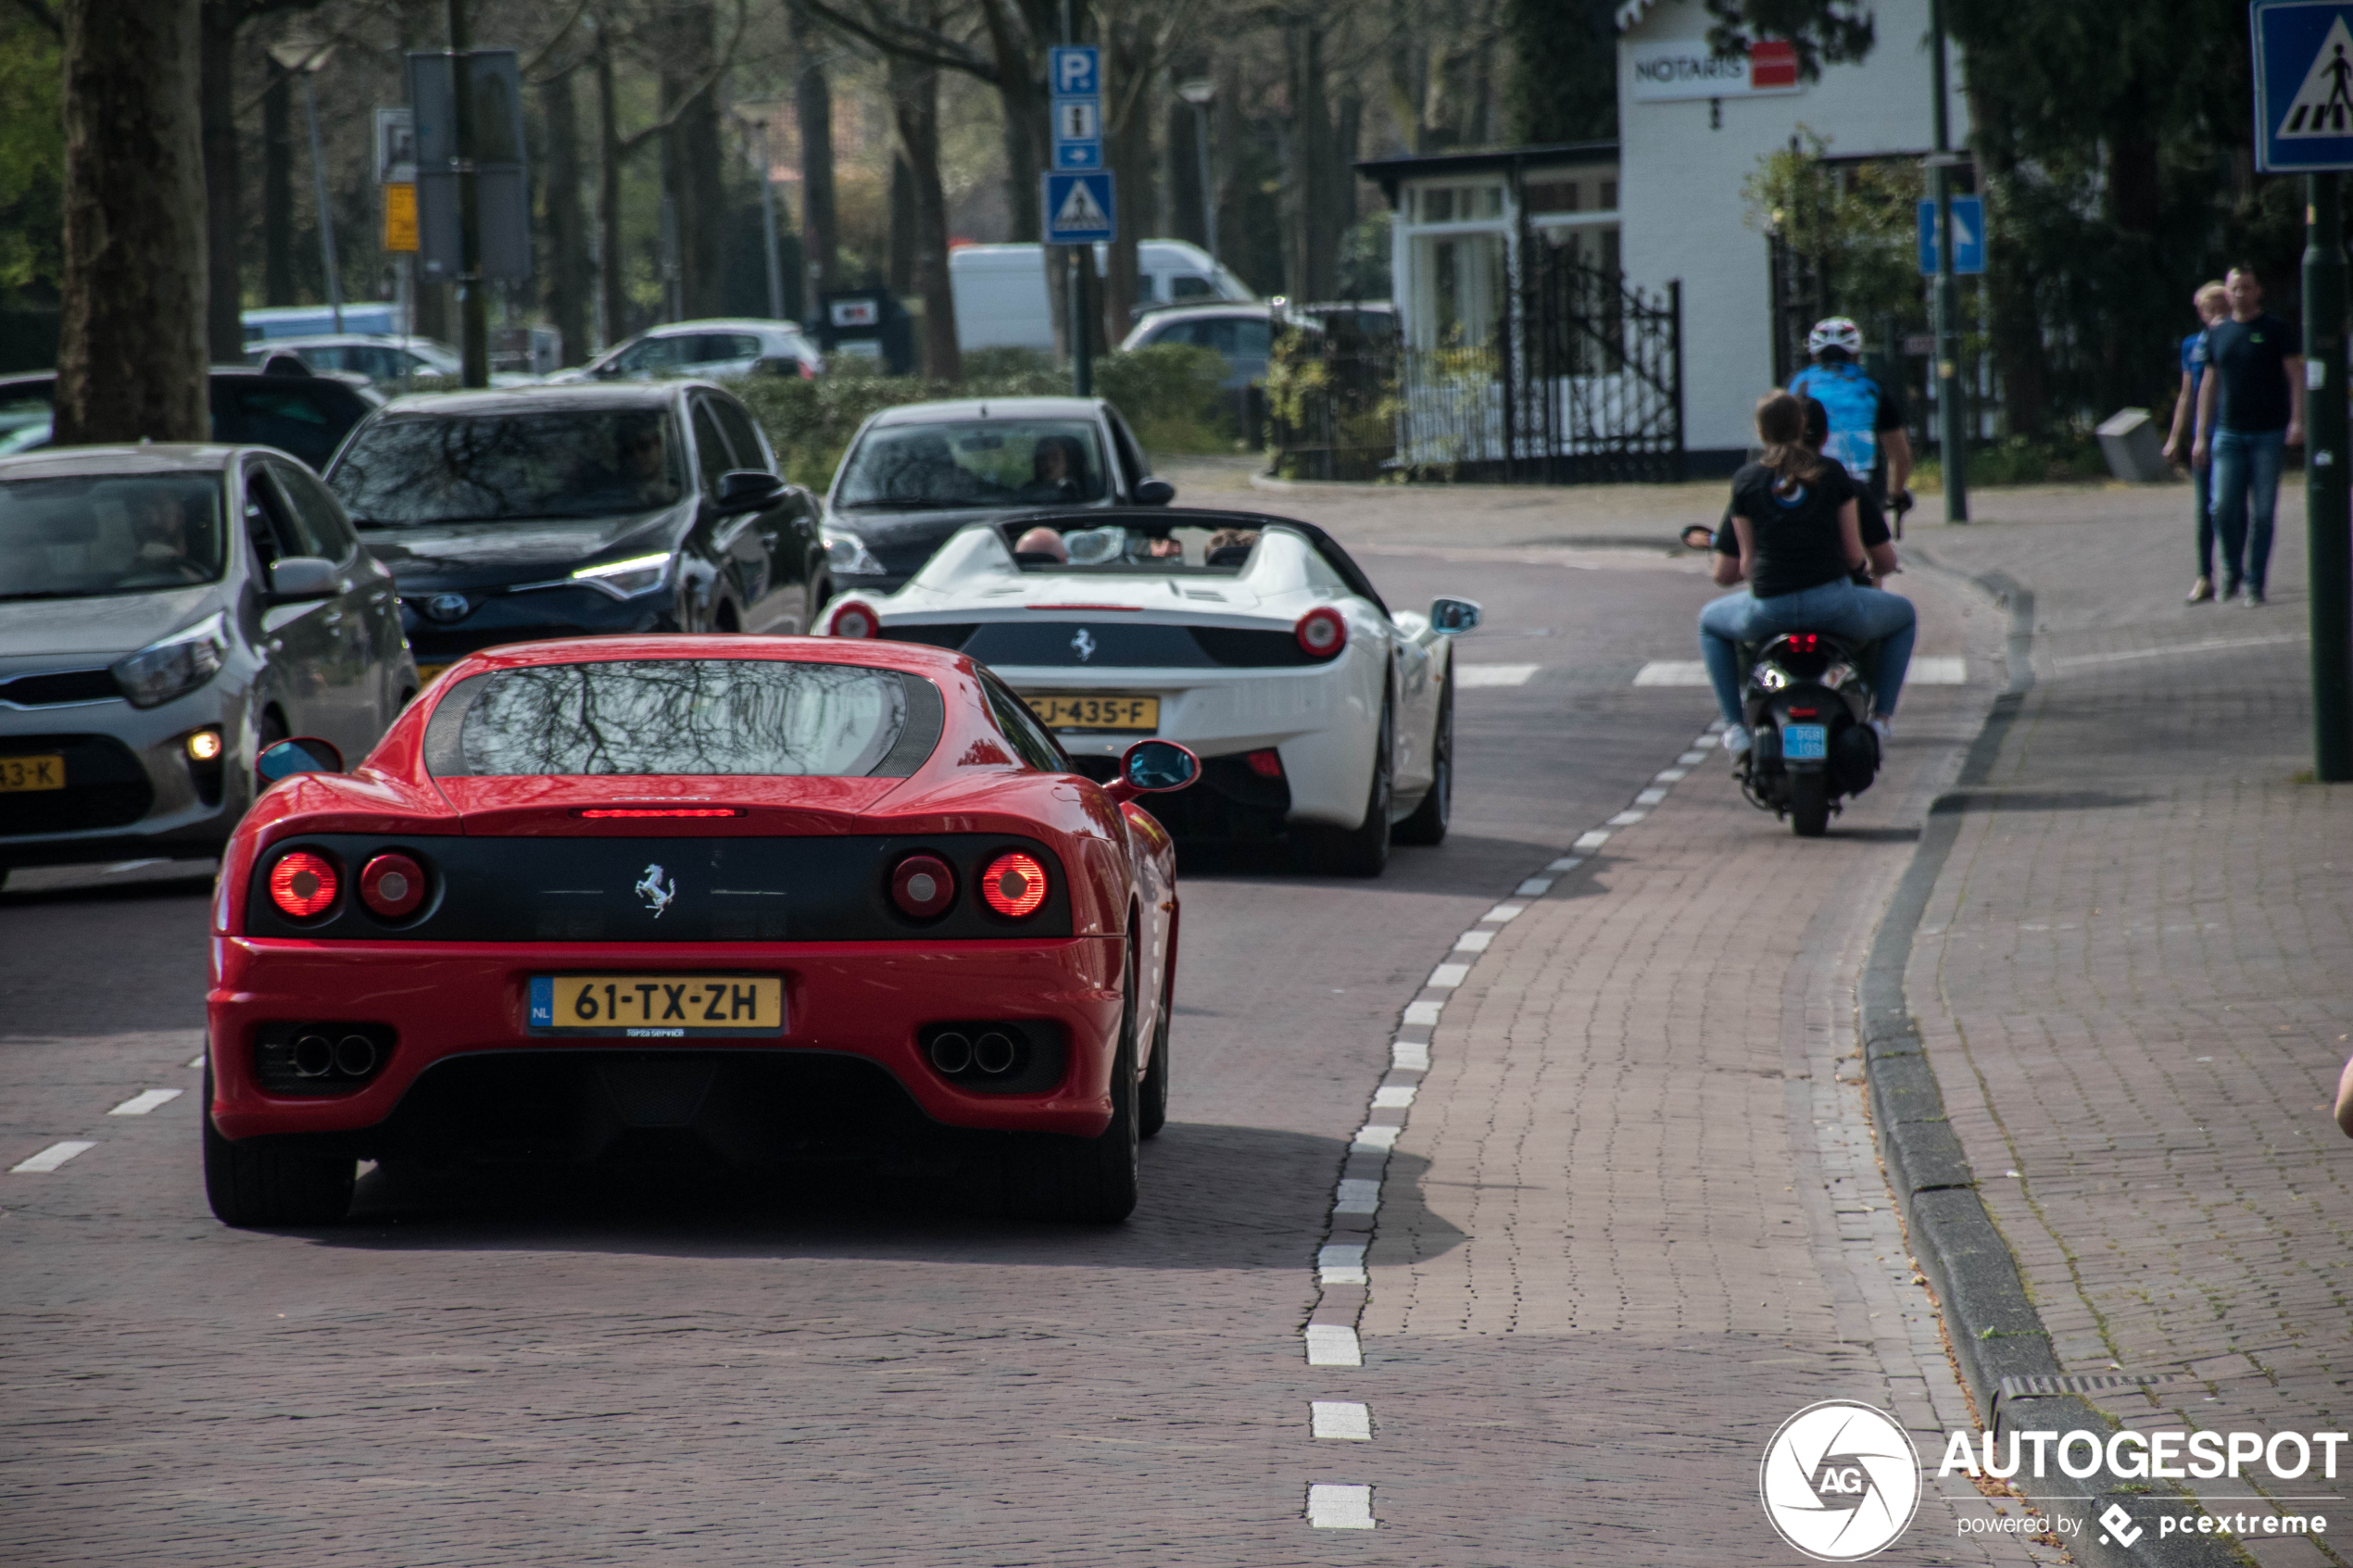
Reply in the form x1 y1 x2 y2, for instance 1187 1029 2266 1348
1177 78 1217 267
1928 0 1968 521
447 0 488 387
272 42 344 333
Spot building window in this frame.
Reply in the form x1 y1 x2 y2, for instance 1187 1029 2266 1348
1526 181 1580 213
1409 183 1504 225
1601 180 1618 210
1414 232 1504 349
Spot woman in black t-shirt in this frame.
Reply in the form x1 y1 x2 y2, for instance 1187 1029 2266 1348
1697 391 1919 759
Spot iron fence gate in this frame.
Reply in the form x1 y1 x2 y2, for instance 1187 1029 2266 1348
1270 248 1684 483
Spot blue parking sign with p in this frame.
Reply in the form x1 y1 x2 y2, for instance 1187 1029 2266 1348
1051 45 1099 98
2254 2 2353 170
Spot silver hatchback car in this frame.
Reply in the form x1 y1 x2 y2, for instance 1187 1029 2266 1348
0 445 416 884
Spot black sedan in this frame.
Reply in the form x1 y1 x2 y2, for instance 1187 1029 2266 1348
0 365 382 471
323 383 827 683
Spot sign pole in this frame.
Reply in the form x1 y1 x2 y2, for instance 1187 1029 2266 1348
1929 0 1968 521
447 0 488 388
2307 171 2353 780
1061 1 1091 397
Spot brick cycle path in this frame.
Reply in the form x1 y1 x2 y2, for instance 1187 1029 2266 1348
1903 495 2353 1567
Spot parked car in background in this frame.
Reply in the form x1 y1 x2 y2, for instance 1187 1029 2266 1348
950 240 1254 357
818 396 1176 596
242 304 402 341
1118 304 1304 393
0 367 382 472
242 334 462 385
0 444 417 884
546 319 824 384
1294 301 1397 347
322 382 827 686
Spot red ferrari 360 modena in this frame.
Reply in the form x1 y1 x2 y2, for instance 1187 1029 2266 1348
203 634 1195 1227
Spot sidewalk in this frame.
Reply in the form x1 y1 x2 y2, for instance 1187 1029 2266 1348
1905 503 2353 1565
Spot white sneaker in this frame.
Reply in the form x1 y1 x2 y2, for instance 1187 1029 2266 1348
1721 725 1754 758
1869 715 1894 746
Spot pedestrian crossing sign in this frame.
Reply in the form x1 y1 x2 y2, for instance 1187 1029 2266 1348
1044 172 1116 244
2254 2 2353 169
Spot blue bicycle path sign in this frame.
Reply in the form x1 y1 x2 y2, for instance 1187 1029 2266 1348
2253 2 2353 171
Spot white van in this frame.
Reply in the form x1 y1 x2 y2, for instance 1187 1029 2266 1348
241 304 401 341
950 240 1254 355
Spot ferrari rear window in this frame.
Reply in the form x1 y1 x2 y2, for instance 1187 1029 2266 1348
423 659 942 778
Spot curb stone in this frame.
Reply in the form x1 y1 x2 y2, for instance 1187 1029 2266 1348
1865 557 2244 1568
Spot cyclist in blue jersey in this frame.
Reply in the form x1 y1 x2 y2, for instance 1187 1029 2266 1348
1787 318 1912 510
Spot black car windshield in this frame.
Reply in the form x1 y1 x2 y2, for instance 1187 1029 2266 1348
836 419 1106 510
329 410 685 525
427 659 916 777
0 473 226 600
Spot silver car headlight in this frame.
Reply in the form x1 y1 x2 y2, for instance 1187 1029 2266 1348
1752 663 1790 692
824 529 885 575
111 611 228 709
571 551 672 600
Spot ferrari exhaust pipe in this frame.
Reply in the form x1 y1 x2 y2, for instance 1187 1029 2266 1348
974 1031 1018 1076
333 1035 378 1077
927 1031 973 1074
291 1034 334 1077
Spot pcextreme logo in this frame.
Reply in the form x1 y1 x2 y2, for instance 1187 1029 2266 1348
1759 1401 1922 1562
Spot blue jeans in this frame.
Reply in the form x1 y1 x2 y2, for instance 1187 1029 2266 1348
1698 578 1919 728
2208 427 2285 593
2193 457 2214 580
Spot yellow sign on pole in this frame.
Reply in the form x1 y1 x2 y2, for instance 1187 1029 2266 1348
384 182 418 253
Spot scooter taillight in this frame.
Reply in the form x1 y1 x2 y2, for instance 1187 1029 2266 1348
1784 633 1821 654
1787 707 1819 718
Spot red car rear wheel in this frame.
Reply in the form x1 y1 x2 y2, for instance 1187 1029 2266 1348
200 1060 355 1228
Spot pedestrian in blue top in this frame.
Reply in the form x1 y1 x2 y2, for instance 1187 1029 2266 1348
2162 282 2229 602
2194 265 2305 606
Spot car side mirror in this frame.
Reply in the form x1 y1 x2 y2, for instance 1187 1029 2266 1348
1428 596 1482 634
257 735 344 786
267 556 338 601
714 469 786 514
1105 739 1201 803
1133 477 1176 507
1680 523 1717 550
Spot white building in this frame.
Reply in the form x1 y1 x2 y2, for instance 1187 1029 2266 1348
1616 0 1969 465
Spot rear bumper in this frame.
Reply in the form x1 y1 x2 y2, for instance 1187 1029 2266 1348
207 935 1125 1149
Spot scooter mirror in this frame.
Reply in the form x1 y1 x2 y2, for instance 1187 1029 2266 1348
1679 523 1716 551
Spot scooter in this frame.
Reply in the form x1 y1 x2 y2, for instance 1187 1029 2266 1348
1679 522 1881 837
1735 630 1880 836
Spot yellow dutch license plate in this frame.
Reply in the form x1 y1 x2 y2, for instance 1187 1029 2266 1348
529 973 786 1036
1026 693 1160 732
415 663 452 686
0 755 65 793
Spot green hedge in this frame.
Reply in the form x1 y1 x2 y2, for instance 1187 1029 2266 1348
725 343 1229 491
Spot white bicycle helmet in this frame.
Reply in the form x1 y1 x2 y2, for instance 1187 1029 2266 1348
1806 317 1863 358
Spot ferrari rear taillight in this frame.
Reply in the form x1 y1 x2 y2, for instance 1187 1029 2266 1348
359 852 428 919
979 851 1049 919
890 852 956 919
1295 607 1347 659
1245 748 1284 779
829 601 878 638
268 849 340 919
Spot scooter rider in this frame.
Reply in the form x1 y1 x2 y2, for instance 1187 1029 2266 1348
1698 391 1919 760
1788 317 1913 513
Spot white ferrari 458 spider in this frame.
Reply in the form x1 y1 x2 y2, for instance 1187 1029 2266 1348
816 508 1479 875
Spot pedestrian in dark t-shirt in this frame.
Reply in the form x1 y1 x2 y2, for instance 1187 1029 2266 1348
2194 265 2305 605
2161 281 2229 602
1696 391 1919 761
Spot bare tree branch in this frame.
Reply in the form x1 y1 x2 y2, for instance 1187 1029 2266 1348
6 0 60 39
796 0 995 82
522 0 597 81
613 0 749 156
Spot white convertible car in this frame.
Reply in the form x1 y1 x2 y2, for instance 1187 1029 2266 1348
817 508 1479 875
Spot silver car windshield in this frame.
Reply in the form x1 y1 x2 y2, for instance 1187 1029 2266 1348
836 419 1106 510
0 473 227 601
329 410 684 526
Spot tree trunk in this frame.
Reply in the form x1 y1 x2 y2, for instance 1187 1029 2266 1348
1968 85 2044 437
1213 56 1241 270
792 2 838 302
1285 22 1335 302
197 1 243 360
263 56 296 306
888 151 916 296
57 0 208 444
660 0 724 320
595 33 627 347
1101 33 1155 345
1165 94 1203 249
541 69 590 365
887 44 958 379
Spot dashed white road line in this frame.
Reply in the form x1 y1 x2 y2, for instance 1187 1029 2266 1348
1633 659 1707 686
187 1054 207 1070
1318 1244 1367 1285
1483 902 1527 922
1454 663 1540 687
1307 1484 1377 1529
1514 876 1553 896
107 1088 183 1116
1351 1124 1399 1153
1453 929 1492 952
1545 855 1585 872
11 1141 95 1173
1403 999 1443 1026
1304 1325 1362 1367
1332 1179 1379 1214
1572 829 1611 850
1390 1040 1429 1071
1312 1402 1373 1441
1426 962 1469 988
1372 1085 1416 1110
